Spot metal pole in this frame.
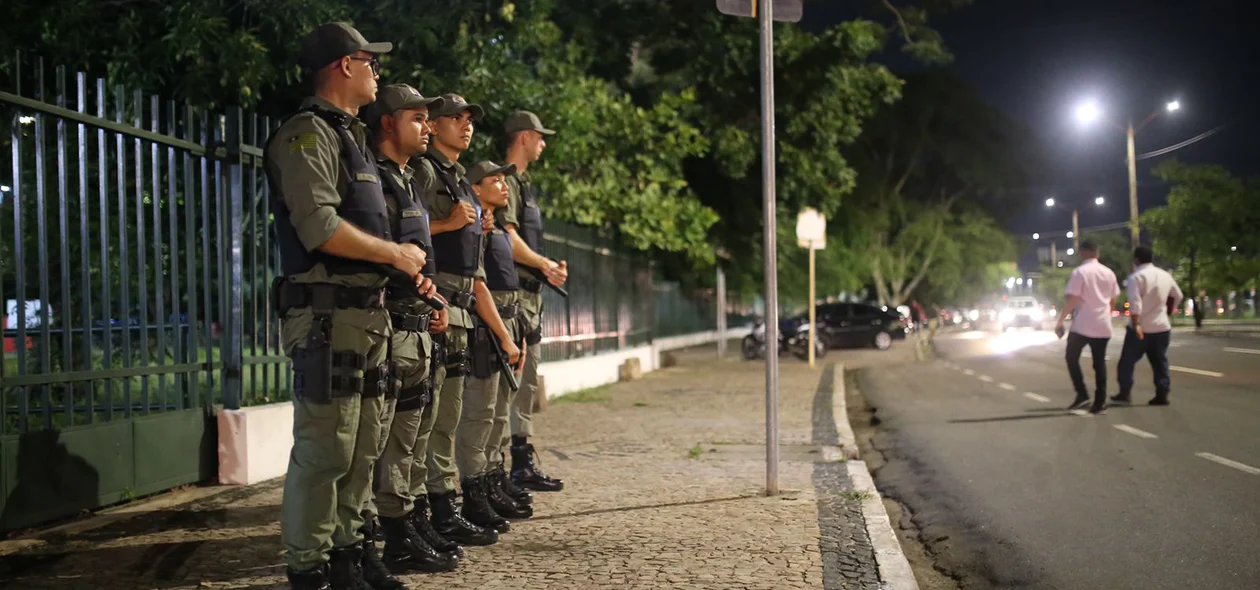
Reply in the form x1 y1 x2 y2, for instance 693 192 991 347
808 244 815 367
758 0 780 497
1051 241 1058 267
716 265 727 357
1072 209 1080 254
1127 123 1139 249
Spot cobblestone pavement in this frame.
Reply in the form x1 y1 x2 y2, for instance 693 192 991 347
0 343 916 589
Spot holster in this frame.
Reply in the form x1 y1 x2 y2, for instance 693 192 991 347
291 285 367 403
445 348 472 378
471 322 497 379
525 325 543 346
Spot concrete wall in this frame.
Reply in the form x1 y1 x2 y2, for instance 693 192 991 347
216 326 748 485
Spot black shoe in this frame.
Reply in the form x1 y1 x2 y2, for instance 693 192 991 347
460 475 511 533
486 469 533 519
378 515 459 574
357 521 408 589
1109 394 1132 404
511 443 565 492
409 497 463 559
1067 396 1090 410
427 491 499 546
287 565 331 590
1148 396 1170 406
327 545 373 590
1089 401 1107 415
493 465 533 506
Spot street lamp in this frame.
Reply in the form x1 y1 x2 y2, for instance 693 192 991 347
1075 97 1181 248
1067 248 1076 256
1047 195 1102 253
1045 197 1056 207
1066 231 1074 239
1094 195 1106 206
1032 232 1040 240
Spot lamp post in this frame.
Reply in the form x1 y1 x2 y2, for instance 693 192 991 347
1046 196 1102 254
1076 99 1180 249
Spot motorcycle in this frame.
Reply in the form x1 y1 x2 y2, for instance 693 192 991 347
741 318 828 361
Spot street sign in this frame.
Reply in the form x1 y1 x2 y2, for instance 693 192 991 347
795 207 826 249
716 0 803 23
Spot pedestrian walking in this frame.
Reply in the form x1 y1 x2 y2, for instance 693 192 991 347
1054 240 1120 414
1112 246 1183 406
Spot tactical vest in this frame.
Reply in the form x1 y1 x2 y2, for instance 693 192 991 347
266 106 391 277
378 162 438 301
422 153 483 277
484 230 520 292
516 178 545 253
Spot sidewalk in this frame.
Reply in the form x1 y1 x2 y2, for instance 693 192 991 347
0 345 916 590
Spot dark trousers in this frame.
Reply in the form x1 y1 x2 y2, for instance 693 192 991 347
1066 332 1109 402
1117 327 1172 399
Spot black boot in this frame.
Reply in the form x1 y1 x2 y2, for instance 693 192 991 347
511 443 565 492
378 515 459 574
410 496 464 559
428 491 499 546
327 545 372 590
486 468 533 519
493 465 533 506
287 565 331 590
358 521 407 589
460 475 511 533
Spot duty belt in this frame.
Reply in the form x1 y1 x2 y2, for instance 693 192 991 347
519 277 544 294
390 311 432 333
437 287 477 310
496 302 521 319
274 279 386 315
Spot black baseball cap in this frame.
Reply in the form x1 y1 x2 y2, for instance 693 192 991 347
298 22 392 71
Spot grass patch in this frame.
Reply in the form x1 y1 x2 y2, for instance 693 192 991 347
687 443 704 459
632 401 648 407
552 384 612 404
840 490 874 501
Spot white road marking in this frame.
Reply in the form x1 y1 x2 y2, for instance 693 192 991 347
1069 409 1092 417
1023 392 1051 403
1113 424 1158 439
1170 366 1224 378
978 375 994 382
1224 347 1260 355
999 383 1017 391
963 369 975 376
1195 452 1260 476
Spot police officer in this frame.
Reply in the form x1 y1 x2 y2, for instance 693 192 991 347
455 160 534 529
357 85 461 582
266 23 426 590
412 94 521 545
498 111 568 493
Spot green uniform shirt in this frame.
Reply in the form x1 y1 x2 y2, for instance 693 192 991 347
412 148 485 328
265 96 384 288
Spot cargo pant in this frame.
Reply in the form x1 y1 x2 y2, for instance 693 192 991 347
423 325 470 494
369 325 433 519
456 293 522 477
510 289 543 438
280 305 391 572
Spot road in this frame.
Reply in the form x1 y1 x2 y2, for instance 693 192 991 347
857 324 1260 590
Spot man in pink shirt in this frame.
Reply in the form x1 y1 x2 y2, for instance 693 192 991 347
1054 240 1121 414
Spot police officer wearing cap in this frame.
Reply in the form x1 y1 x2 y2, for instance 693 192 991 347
357 85 461 584
411 94 522 546
498 111 568 493
265 23 426 590
455 160 534 531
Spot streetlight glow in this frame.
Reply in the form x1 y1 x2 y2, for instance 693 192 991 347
1032 232 1040 240
1067 248 1076 256
1066 231 1075 238
1045 197 1056 207
1095 196 1105 206
1075 101 1101 124
1232 246 1238 252
1166 100 1181 112
1017 278 1024 286
1058 261 1065 267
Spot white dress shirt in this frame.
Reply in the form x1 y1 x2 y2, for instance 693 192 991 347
1127 263 1183 334
1065 258 1121 338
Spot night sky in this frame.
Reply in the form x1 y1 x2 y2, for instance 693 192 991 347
811 0 1258 268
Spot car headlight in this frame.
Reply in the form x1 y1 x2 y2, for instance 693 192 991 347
999 309 1015 322
968 309 980 321
953 316 962 324
1049 308 1058 318
1030 309 1043 321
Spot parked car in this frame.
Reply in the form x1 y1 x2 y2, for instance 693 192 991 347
812 303 908 350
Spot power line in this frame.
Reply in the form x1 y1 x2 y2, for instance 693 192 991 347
1136 123 1230 160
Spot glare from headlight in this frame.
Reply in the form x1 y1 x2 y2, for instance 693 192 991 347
968 309 980 321
1030 309 1044 321
953 316 962 324
1049 309 1058 318
999 309 1015 322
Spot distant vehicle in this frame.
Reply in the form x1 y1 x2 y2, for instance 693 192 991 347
813 303 908 350
998 296 1045 331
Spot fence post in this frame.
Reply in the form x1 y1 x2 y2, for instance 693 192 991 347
221 107 245 409
717 265 727 356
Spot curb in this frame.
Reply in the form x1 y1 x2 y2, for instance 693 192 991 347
830 364 919 590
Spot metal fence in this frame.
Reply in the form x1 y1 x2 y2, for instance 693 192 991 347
0 55 739 435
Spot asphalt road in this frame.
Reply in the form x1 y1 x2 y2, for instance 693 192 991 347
858 324 1260 590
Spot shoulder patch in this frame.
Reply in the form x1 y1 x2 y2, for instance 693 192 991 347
355 172 379 183
402 209 424 218
288 132 318 152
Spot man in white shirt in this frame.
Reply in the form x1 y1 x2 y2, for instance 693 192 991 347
1112 246 1183 406
1055 240 1121 414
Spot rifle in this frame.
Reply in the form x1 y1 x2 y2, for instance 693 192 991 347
382 266 446 311
486 327 520 391
524 265 568 298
